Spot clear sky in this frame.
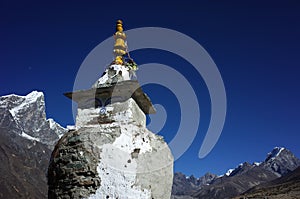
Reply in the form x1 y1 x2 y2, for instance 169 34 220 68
1 0 299 177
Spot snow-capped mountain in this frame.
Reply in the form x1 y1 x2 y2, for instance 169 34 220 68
0 91 66 147
172 147 300 199
266 147 285 161
263 147 300 176
0 91 67 199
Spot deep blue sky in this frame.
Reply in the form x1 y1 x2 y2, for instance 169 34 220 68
1 0 299 177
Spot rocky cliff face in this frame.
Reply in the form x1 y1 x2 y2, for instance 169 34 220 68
0 127 51 198
48 98 174 199
172 172 217 196
0 91 66 199
0 91 66 148
263 147 300 176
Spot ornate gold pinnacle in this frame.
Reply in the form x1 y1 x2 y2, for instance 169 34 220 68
113 20 127 65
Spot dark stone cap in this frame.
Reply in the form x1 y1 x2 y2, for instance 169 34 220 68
64 80 156 114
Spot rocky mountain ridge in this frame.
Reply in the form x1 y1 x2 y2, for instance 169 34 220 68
0 91 66 199
235 166 300 199
172 147 300 199
0 91 66 147
172 172 218 196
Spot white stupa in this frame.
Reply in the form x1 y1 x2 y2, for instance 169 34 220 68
48 20 174 199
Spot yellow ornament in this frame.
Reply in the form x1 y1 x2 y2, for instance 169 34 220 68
116 20 123 32
115 56 123 65
113 20 127 60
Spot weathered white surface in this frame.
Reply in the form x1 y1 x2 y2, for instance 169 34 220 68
92 64 131 88
90 129 153 198
81 98 174 199
76 98 146 128
86 124 173 199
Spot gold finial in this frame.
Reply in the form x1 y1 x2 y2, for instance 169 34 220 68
113 20 127 65
116 20 123 32
110 20 138 70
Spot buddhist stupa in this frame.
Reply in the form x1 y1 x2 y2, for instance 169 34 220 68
47 20 174 199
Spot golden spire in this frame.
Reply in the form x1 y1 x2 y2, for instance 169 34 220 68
113 20 127 65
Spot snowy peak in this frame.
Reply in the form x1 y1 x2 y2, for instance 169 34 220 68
253 162 262 166
263 147 300 176
47 118 65 139
223 147 299 178
224 162 254 177
225 169 235 176
0 91 66 147
172 148 300 198
0 91 44 114
265 147 285 162
1 91 45 122
0 90 43 104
